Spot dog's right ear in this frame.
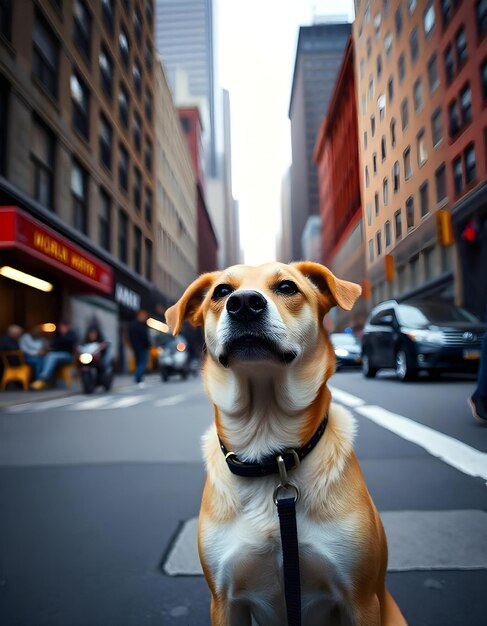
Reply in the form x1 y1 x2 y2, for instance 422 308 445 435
165 272 219 336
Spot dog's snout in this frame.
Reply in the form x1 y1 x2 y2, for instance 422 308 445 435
226 290 267 320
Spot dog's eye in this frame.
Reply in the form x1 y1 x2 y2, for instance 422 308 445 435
276 280 299 296
212 284 234 300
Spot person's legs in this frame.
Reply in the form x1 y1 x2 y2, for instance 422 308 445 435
25 355 44 379
134 349 149 383
469 334 487 422
38 352 72 382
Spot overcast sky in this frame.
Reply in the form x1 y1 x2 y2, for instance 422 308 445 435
216 0 355 265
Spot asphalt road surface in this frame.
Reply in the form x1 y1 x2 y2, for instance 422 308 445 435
0 368 486 626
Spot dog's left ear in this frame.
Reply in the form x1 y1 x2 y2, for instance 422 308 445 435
292 261 362 312
165 272 219 335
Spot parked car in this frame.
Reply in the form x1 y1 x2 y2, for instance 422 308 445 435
361 300 486 381
330 333 362 369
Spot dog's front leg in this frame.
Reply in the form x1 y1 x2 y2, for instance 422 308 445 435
210 593 252 626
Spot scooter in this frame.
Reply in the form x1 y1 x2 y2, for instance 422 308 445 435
78 341 113 394
158 335 191 382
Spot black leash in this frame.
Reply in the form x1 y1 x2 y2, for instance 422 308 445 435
219 414 328 626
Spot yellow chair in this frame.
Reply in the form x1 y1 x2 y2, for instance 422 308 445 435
57 362 78 388
0 351 32 391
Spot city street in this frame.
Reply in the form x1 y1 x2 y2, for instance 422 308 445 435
0 370 486 626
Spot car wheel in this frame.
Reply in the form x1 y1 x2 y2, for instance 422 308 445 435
362 352 377 378
395 349 416 381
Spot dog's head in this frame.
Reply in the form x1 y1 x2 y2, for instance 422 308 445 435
165 262 361 371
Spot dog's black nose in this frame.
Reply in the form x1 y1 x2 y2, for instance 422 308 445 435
226 290 267 320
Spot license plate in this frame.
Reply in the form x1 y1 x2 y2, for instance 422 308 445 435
463 350 480 360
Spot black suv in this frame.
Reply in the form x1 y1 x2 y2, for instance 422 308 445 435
361 300 485 381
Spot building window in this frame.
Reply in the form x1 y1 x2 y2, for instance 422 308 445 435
145 40 153 72
367 37 372 58
133 59 142 96
398 53 405 83
144 88 152 121
365 166 370 187
133 166 141 210
364 131 368 149
377 54 382 78
395 209 402 241
435 163 447 204
360 59 365 80
383 178 389 205
134 226 142 274
99 46 113 99
408 0 417 15
431 107 443 147
378 94 386 120
31 117 55 210
453 155 463 194
119 26 130 66
409 27 419 63
371 114 376 136
145 187 152 224
368 239 374 263
388 76 394 102
366 202 372 227
420 181 429 217
70 72 89 139
417 129 427 166
413 78 423 112
424 1 435 35
404 146 412 179
390 118 396 147
406 196 415 229
448 100 459 137
444 46 455 83
144 238 152 280
101 0 114 34
368 75 374 100
460 84 472 125
478 0 487 38
427 53 439 92
118 209 128 263
74 0 91 60
118 144 128 192
385 221 391 247
441 0 455 26
400 98 409 130
133 7 142 43
33 11 59 99
119 83 129 128
381 135 386 161
464 144 477 184
71 160 88 235
133 111 141 152
374 12 381 37
144 135 152 173
99 188 111 251
395 5 403 36
385 32 392 57
99 114 112 170
374 191 379 216
373 152 377 174
376 231 382 256
455 27 468 67
392 161 400 191
481 59 487 101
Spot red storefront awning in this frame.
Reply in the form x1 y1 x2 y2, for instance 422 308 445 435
0 206 113 294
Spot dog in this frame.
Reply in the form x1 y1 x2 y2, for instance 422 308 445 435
165 261 407 626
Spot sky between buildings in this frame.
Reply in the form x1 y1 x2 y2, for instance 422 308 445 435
217 0 355 265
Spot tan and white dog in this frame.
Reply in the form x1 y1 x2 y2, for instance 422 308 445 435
165 261 407 626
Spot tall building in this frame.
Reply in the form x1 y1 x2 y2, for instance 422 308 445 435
154 0 217 177
314 36 367 332
353 0 487 315
288 21 351 260
0 0 162 367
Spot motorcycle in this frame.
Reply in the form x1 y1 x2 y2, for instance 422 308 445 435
78 341 113 394
158 334 191 382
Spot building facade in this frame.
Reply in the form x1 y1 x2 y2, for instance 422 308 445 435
0 0 161 366
154 58 198 303
289 21 351 261
314 36 367 332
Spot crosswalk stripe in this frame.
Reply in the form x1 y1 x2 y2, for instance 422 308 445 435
69 396 114 410
154 394 186 407
109 395 146 409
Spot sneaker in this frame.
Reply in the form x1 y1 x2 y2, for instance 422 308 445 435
30 380 47 390
136 382 146 388
468 396 487 424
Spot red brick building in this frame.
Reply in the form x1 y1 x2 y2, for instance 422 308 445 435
314 37 367 331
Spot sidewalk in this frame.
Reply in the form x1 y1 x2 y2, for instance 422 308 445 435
0 374 138 410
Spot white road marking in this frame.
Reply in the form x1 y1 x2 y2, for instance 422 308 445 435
328 386 366 407
154 394 186 407
69 396 114 410
163 510 487 576
356 404 487 481
108 395 147 409
32 396 85 410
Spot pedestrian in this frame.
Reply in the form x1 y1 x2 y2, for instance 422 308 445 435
468 331 487 424
30 321 78 390
19 325 47 379
128 309 151 386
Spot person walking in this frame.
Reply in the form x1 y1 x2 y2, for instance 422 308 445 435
20 325 47 379
468 331 487 424
128 310 150 386
30 321 77 389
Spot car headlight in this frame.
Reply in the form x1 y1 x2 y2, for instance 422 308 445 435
334 348 349 357
79 352 93 364
405 329 444 344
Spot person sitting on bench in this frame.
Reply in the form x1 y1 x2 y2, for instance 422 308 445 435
30 321 78 390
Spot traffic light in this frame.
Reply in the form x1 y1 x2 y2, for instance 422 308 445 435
437 209 454 246
384 255 394 282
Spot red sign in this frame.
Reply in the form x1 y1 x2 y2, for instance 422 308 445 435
0 206 113 294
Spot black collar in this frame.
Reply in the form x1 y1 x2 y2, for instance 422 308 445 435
218 414 328 478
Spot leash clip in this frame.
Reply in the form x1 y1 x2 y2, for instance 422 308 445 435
273 454 300 505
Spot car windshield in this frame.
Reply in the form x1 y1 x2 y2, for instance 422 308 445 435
331 334 360 347
397 302 480 328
